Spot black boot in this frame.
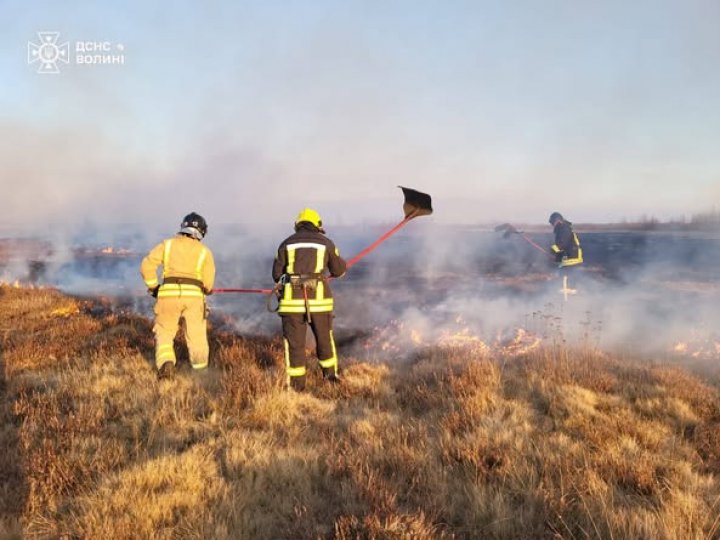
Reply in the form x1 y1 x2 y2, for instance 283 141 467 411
323 369 341 384
157 362 176 381
289 375 306 392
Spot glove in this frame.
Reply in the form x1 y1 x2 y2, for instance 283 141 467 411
203 287 213 296
148 286 159 298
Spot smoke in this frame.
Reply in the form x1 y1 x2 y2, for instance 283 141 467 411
322 224 720 361
188 223 720 363
2 206 719 366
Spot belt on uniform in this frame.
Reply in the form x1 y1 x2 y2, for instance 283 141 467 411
286 273 323 290
163 276 205 288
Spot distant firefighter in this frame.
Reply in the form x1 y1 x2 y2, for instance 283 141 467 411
140 212 216 380
548 212 583 267
272 208 347 391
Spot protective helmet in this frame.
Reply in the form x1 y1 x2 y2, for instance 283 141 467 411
548 212 563 225
295 208 324 232
180 212 208 240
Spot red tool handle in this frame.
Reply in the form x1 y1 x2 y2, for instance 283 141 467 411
213 287 274 294
213 214 416 293
345 214 414 270
520 233 552 256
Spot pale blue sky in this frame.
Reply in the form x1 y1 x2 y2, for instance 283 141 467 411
1 0 719 229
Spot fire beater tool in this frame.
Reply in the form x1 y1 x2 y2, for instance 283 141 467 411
495 223 579 301
344 186 432 270
494 223 552 257
213 186 433 294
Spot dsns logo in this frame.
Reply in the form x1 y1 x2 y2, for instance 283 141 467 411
27 32 70 74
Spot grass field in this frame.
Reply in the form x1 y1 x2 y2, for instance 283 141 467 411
1 285 720 538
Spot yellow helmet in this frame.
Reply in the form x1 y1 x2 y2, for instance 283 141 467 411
295 208 324 231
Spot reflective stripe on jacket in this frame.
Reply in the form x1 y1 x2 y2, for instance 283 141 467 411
140 234 216 297
272 224 346 314
551 221 583 267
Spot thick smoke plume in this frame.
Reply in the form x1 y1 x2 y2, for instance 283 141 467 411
2 221 718 365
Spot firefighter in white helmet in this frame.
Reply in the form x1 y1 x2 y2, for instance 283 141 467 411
140 212 216 380
272 208 347 391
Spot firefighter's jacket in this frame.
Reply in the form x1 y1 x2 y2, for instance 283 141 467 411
272 224 347 314
141 234 215 298
551 221 583 267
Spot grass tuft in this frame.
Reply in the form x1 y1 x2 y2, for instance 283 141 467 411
1 286 719 538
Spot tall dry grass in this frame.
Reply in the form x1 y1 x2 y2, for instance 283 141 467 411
0 285 719 538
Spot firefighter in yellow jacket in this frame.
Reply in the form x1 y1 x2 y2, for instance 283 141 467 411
272 208 347 391
140 212 216 379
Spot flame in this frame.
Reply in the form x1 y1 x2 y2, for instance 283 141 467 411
2 276 52 290
437 327 487 348
74 245 132 257
671 330 720 360
49 304 80 317
498 328 542 357
101 246 132 255
360 316 542 359
0 279 38 289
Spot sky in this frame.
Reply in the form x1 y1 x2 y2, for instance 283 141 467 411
1 0 719 232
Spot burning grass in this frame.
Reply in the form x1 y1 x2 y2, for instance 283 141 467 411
1 285 720 538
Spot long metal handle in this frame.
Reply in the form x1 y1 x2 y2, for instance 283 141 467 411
345 212 416 270
213 216 417 293
520 233 552 257
213 287 274 294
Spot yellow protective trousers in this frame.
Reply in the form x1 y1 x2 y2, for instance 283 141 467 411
153 296 208 370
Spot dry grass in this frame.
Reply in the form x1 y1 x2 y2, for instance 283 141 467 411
1 285 720 538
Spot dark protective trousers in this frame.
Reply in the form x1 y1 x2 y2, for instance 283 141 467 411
281 313 338 390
